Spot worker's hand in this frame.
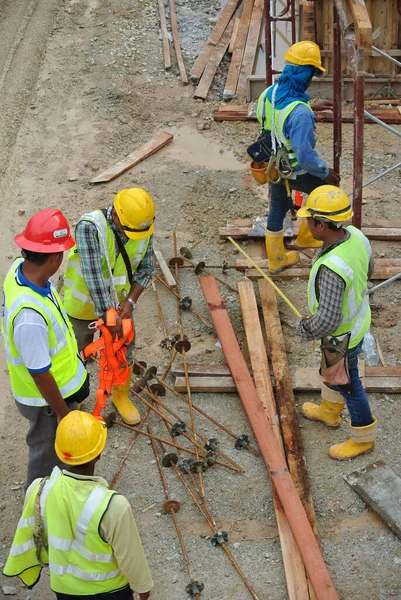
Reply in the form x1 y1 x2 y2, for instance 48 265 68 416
138 593 150 600
57 406 70 425
311 100 333 112
106 317 123 341
119 300 134 320
325 168 341 186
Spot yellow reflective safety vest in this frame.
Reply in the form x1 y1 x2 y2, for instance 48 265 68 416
1 260 87 407
308 226 372 348
63 210 150 320
3 466 129 594
256 85 314 169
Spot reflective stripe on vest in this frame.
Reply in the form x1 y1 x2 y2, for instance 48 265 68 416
63 210 150 320
256 85 314 168
1 262 87 407
307 226 371 348
4 467 129 593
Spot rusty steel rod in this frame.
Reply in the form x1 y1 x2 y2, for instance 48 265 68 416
152 280 168 337
127 383 244 473
148 424 201 599
333 3 342 175
133 360 259 456
132 379 244 472
180 255 238 294
155 434 260 600
155 274 213 329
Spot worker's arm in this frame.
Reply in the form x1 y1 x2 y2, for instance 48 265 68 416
75 220 114 317
100 495 154 596
296 266 345 341
119 237 155 319
13 309 69 421
284 105 332 180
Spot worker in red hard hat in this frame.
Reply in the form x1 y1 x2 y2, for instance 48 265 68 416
1 209 89 491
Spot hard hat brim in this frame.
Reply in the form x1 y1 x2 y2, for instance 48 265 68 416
123 222 154 240
14 233 76 253
296 206 311 219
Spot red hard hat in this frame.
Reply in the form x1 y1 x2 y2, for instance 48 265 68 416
14 209 75 253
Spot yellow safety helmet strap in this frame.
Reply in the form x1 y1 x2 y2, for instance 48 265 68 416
308 204 352 219
120 217 155 234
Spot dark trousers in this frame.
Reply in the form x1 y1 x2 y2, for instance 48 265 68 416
55 585 133 599
268 172 327 231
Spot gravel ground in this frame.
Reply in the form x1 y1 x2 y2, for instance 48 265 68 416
0 1 400 599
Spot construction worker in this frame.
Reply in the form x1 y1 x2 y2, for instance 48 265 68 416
0 210 89 489
255 41 340 274
296 186 377 460
3 410 154 600
63 188 155 425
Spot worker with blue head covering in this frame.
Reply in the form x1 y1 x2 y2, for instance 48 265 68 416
254 41 340 274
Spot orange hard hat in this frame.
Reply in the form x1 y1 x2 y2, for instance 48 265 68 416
14 209 75 253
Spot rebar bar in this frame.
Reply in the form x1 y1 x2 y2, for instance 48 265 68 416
180 255 238 294
155 274 213 329
152 280 168 337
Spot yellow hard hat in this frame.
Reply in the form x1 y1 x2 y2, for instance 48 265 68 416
55 411 107 466
297 186 353 222
113 188 155 240
284 41 325 73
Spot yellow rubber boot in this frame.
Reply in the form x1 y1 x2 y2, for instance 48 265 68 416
329 417 377 460
112 365 140 425
265 229 299 274
301 383 345 428
294 220 323 249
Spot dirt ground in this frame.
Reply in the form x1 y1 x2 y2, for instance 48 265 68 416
0 1 401 599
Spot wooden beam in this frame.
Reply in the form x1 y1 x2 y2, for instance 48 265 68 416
299 0 316 42
90 132 173 184
172 363 232 377
158 0 171 69
236 0 264 99
189 0 242 83
294 367 401 394
224 0 254 100
175 376 236 393
258 280 318 534
228 17 241 54
200 275 338 600
344 460 401 540
168 0 188 84
194 19 234 100
153 239 177 289
346 0 372 50
238 280 312 600
236 258 401 281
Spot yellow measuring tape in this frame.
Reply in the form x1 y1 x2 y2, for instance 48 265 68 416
228 236 302 319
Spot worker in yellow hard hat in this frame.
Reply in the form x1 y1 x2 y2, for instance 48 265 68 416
253 41 341 274
296 186 377 460
63 189 155 425
3 411 154 600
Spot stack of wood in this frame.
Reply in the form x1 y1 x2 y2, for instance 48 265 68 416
189 0 264 100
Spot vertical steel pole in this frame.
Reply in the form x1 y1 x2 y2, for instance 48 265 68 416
265 0 272 86
333 4 342 175
290 0 296 44
352 50 365 229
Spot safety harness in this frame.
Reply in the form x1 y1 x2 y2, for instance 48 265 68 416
81 308 135 418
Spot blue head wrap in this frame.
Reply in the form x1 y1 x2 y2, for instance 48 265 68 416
266 64 316 110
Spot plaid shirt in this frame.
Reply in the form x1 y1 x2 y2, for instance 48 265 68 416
75 206 155 317
296 230 374 341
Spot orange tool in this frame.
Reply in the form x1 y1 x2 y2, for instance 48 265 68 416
81 308 135 419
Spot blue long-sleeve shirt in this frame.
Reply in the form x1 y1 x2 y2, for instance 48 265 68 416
283 104 329 179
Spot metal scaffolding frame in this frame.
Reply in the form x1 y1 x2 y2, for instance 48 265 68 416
265 0 400 230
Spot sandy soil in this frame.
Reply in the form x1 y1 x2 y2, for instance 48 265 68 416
0 1 400 599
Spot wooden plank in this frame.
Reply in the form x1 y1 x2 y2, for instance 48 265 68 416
224 0 254 100
189 0 242 83
344 461 401 540
237 258 401 281
158 0 171 69
294 368 401 393
346 0 372 50
258 280 318 536
91 132 173 184
200 275 339 600
299 0 316 42
194 19 234 100
236 0 264 99
172 363 232 377
153 239 177 289
175 376 236 393
169 0 188 84
238 280 312 600
228 17 240 54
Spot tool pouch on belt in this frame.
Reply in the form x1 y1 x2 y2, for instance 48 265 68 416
247 130 272 163
319 333 351 386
